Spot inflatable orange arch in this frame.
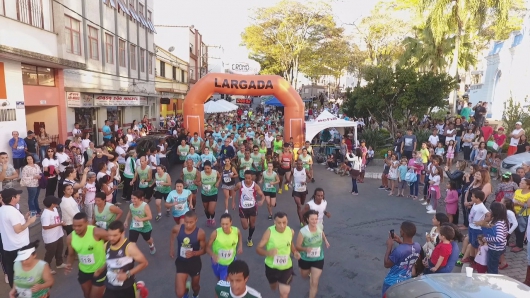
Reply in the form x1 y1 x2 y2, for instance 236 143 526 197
183 73 306 148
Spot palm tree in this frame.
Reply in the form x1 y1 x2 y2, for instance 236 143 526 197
420 0 510 112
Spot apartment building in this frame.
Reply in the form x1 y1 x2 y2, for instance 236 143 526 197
155 45 189 117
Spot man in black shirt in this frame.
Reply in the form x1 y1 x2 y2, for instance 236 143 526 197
393 132 403 160
24 130 39 163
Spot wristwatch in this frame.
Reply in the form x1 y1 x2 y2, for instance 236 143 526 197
126 270 131 279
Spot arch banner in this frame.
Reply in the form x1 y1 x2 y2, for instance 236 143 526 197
183 73 305 148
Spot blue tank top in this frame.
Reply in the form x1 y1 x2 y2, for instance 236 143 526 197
176 225 200 261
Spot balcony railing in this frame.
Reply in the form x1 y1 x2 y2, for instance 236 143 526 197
16 0 44 29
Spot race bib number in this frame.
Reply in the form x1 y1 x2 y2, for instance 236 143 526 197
307 247 321 258
242 200 255 208
203 184 211 191
175 203 185 211
273 255 289 266
79 254 95 265
218 249 233 260
181 152 187 156
295 183 306 192
95 221 107 229
15 287 32 298
132 220 144 228
282 162 290 167
139 181 148 187
253 161 260 167
186 180 194 187
156 181 161 187
107 270 124 287
265 183 272 189
245 167 251 171
223 177 231 183
180 247 192 258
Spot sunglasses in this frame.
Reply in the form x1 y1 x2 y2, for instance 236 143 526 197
47 150 54 152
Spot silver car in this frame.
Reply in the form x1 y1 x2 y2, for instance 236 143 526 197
384 274 530 298
501 152 530 174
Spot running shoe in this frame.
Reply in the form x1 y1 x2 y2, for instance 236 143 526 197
4 274 7 284
427 210 436 214
50 270 56 275
278 189 283 194
247 239 253 247
352 192 359 196
300 222 304 227
225 209 228 214
455 260 463 267
378 186 386 189
114 202 121 206
166 210 170 217
311 178 315 183
56 264 68 269
458 253 464 258
211 219 216 227
206 219 211 227
284 184 288 191
460 257 471 263
268 215 273 220
155 215 161 222
149 245 156 255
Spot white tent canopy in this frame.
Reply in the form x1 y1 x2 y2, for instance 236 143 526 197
305 110 358 143
216 99 238 110
204 100 237 114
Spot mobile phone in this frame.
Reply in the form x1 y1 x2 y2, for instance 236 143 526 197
390 229 395 239
30 211 37 217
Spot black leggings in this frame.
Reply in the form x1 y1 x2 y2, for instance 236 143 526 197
45 176 58 196
462 146 472 161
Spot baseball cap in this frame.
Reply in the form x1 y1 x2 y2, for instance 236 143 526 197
516 121 522 125
0 188 23 199
56 144 64 150
15 247 36 262
498 127 504 131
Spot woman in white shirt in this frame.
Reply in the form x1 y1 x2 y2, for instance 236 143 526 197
42 149 60 196
20 155 43 215
81 132 91 153
59 184 79 243
83 173 97 223
346 148 362 196
40 196 66 274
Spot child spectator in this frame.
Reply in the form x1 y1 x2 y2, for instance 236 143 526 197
494 173 518 202
460 189 489 264
435 142 445 161
388 156 399 196
366 146 374 165
397 158 408 197
474 142 487 167
492 127 506 159
446 140 455 168
499 198 518 269
445 181 459 223
472 235 488 273
424 225 454 273
477 202 509 274
427 166 442 214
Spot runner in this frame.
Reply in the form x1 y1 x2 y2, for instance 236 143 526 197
299 188 330 228
261 162 280 220
299 148 314 183
198 160 221 227
186 147 201 169
273 135 283 156
169 211 206 298
250 145 265 181
189 133 203 152
124 190 156 255
64 212 108 298
233 170 265 247
292 159 312 227
277 145 293 194
131 156 153 204
165 179 193 224
9 240 54 298
94 192 123 230
182 159 198 211
215 260 262 298
295 210 330 298
177 139 190 163
153 165 172 220
101 220 148 298
239 148 253 181
221 156 238 214
256 212 300 298
206 213 243 281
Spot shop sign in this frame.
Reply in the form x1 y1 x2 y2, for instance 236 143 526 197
236 98 252 105
67 92 94 107
225 59 261 75
94 95 148 106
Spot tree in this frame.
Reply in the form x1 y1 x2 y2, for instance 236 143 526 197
343 66 455 136
241 0 338 88
502 95 530 135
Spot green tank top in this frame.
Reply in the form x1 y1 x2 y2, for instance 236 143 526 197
259 147 267 155
212 227 239 266
190 138 201 150
178 145 189 160
71 225 106 273
201 170 218 196
273 140 283 153
239 158 253 178
262 171 277 192
129 202 152 233
251 153 263 171
237 151 245 160
94 202 116 230
299 225 324 261
136 166 150 188
265 226 293 270
204 140 213 150
13 260 48 298
300 155 311 170
155 172 171 193
183 167 197 190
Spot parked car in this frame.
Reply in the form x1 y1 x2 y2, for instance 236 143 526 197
501 152 530 174
384 273 530 298
134 135 178 167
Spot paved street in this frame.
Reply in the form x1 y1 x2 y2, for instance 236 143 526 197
1 163 528 297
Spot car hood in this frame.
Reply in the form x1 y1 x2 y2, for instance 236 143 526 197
387 274 530 298
503 152 530 164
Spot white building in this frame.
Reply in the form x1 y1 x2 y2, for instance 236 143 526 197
58 0 158 144
468 15 530 120
155 45 188 116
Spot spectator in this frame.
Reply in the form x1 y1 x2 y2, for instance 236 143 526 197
382 221 421 295
516 135 530 154
454 118 465 154
511 178 530 253
36 126 51 161
0 152 18 190
507 122 525 156
102 119 113 142
42 148 59 196
20 155 42 216
401 128 417 160
0 188 36 286
393 132 403 160
8 131 26 173
40 196 66 274
460 102 473 121
24 130 39 163
492 127 506 158
476 202 509 274
72 123 82 139
481 120 493 142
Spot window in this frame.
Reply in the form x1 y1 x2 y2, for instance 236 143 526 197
189 43 194 54
130 44 136 70
181 69 185 82
140 48 145 72
16 0 44 29
189 68 194 80
138 2 144 17
129 2 135 22
172 66 176 80
65 15 81 55
21 64 55 86
105 33 114 64
118 39 126 67
148 53 153 74
88 26 98 60
160 61 165 77
147 10 152 22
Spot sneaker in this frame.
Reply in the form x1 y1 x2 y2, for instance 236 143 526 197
418 198 425 202
460 257 471 263
268 215 273 220
247 239 253 247
56 263 68 269
166 210 170 217
206 219 211 227
225 209 229 214
352 192 359 196
4 274 8 284
149 245 156 255
155 215 161 222
378 186 386 189
211 219 216 227
278 189 283 194
284 184 288 191
386 188 391 191
455 260 463 267
326 167 331 170
426 205 433 211
427 210 436 214
114 202 121 206
50 270 57 275
421 202 428 205
300 222 304 227
329 168 334 172
311 178 315 183
458 253 464 258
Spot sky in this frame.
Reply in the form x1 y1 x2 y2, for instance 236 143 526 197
154 0 379 60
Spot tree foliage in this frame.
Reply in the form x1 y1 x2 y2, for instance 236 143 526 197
502 95 530 135
343 66 456 136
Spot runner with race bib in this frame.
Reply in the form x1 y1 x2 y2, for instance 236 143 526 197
165 179 192 224
291 159 312 227
214 260 262 298
94 192 122 230
221 156 238 214
124 190 156 255
233 170 265 247
199 161 220 227
278 145 293 194
153 165 172 220
181 159 198 211
206 213 243 281
261 162 280 220
10 240 53 298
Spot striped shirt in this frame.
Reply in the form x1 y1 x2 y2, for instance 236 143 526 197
483 221 508 251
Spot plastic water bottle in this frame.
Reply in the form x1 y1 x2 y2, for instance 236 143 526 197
137 281 149 298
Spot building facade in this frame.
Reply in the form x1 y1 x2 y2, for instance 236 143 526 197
56 0 158 144
468 14 530 120
155 45 188 116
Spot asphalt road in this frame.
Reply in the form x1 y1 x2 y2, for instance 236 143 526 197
0 164 437 298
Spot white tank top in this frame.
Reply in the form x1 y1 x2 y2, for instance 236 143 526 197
293 168 307 192
307 199 327 224
158 144 166 158
240 182 256 209
510 128 523 146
